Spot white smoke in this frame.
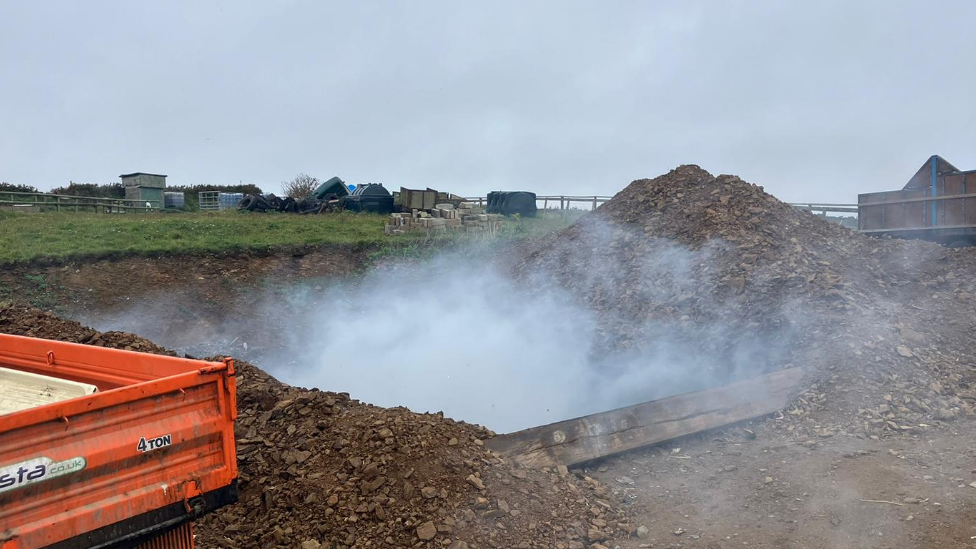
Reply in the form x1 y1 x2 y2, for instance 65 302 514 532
78 221 805 433
268 259 603 431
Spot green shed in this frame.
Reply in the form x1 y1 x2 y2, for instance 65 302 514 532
121 172 167 210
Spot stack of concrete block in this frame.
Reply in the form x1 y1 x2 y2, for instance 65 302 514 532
384 209 500 235
384 213 408 235
461 213 503 234
417 217 447 232
429 207 459 220
457 201 487 217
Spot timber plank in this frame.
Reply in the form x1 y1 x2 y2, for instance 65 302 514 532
485 367 805 468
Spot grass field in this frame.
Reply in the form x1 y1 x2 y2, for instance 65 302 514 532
0 210 583 264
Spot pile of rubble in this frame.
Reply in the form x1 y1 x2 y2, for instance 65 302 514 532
0 306 175 355
522 166 878 309
516 165 976 438
516 166 871 366
0 305 630 549
385 202 504 236
197 363 630 549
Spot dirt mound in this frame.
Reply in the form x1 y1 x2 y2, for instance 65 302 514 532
0 306 630 549
199 363 631 549
0 305 173 354
516 165 976 438
517 166 873 366
595 165 852 245
522 165 890 307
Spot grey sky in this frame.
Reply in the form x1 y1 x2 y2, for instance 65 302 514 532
1 1 974 202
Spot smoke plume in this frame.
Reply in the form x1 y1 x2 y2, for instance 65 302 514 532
80 220 805 433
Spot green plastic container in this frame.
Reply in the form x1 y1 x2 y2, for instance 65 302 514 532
313 176 350 200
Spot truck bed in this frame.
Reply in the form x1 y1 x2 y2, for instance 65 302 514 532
0 367 98 416
0 334 238 549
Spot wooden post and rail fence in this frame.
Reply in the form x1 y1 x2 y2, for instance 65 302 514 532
465 195 859 217
464 195 613 210
0 192 153 214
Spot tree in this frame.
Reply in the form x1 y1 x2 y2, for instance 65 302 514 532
282 173 319 199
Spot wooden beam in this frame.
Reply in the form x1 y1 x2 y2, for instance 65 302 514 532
858 192 976 207
485 367 805 468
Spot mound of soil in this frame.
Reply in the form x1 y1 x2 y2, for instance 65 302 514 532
519 166 894 351
507 165 976 549
199 363 630 549
0 305 174 354
516 165 976 439
0 305 630 549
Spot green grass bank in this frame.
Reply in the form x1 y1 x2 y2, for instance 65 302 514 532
0 210 583 264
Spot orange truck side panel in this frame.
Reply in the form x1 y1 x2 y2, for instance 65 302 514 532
0 334 238 549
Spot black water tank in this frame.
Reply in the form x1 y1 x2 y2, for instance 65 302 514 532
486 191 502 212
342 183 394 214
486 191 537 217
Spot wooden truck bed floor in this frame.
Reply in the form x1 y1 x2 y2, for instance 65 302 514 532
0 366 97 416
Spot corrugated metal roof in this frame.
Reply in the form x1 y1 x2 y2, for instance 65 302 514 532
119 172 168 178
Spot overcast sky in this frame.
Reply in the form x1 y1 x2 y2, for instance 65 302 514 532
1 1 974 202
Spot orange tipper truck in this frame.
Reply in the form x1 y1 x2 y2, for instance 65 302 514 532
0 333 238 549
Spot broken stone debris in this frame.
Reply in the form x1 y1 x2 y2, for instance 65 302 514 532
515 164 976 441
0 306 630 548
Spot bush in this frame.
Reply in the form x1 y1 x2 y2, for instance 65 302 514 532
50 182 125 198
281 174 319 199
0 182 40 194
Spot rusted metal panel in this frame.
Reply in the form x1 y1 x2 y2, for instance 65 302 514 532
944 175 966 225
903 188 928 229
966 174 976 226
886 190 908 228
857 191 887 230
859 171 976 233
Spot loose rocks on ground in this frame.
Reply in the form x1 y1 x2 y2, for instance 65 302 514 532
0 305 630 549
515 165 976 438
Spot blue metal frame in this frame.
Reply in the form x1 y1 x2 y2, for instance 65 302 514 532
931 155 938 226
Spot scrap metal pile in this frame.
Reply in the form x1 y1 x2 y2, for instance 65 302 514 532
237 178 396 215
237 193 325 214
